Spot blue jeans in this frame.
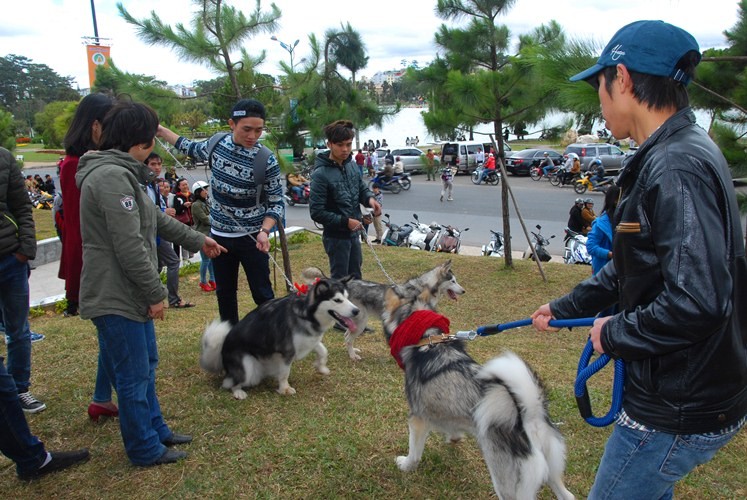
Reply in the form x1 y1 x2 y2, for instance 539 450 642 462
543 164 554 177
92 315 170 465
322 234 362 280
211 233 274 325
199 249 214 284
588 420 743 499
0 356 46 476
0 255 31 393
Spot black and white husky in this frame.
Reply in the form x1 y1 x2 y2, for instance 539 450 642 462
200 278 359 398
382 286 575 499
301 260 465 360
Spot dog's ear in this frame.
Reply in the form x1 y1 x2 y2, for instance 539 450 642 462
340 274 355 284
441 259 452 273
309 278 329 298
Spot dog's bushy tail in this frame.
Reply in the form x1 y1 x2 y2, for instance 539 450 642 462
473 351 572 499
200 320 232 373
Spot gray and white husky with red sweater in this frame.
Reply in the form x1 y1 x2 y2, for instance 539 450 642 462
382 280 574 499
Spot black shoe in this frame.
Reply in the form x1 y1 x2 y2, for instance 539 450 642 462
153 448 187 465
19 392 46 413
333 322 347 332
18 449 89 480
363 327 374 333
163 433 192 446
371 239 381 244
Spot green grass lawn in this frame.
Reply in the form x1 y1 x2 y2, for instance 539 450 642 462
32 209 57 241
9 234 745 498
15 143 63 163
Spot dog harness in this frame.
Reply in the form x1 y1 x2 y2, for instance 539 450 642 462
389 310 450 369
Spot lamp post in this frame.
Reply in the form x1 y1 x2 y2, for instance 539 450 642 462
271 36 300 71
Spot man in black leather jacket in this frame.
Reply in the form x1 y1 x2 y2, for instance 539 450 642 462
532 21 746 499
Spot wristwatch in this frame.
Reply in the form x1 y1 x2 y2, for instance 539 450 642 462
260 227 271 235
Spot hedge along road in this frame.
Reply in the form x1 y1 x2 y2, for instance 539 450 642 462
27 163 600 256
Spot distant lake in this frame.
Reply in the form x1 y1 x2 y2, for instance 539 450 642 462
358 106 713 147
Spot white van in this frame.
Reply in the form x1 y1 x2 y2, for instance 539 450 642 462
440 140 511 174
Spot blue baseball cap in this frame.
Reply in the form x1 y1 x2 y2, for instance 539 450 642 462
570 20 701 85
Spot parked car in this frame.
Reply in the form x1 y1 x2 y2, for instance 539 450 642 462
564 143 630 175
504 148 563 176
373 146 439 173
439 141 512 175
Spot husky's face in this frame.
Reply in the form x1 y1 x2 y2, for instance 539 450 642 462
436 260 465 301
310 278 360 330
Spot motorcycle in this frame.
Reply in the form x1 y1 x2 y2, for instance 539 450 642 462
407 213 441 251
368 172 410 194
471 165 501 185
523 224 555 262
549 167 581 187
482 229 506 257
381 214 413 247
563 228 592 265
29 190 54 210
530 164 559 181
434 224 469 254
284 182 310 206
574 171 614 194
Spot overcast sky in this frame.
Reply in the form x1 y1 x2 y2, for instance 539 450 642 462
0 0 740 89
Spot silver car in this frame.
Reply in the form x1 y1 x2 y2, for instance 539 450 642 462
374 146 439 173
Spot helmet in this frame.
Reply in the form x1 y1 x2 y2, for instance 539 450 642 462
192 181 208 193
543 152 549 156
569 153 579 160
584 198 593 204
575 198 583 204
591 158 602 166
488 153 494 157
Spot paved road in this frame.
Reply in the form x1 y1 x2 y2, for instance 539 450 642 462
26 163 607 256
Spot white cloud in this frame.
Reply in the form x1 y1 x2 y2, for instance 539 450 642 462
0 0 737 88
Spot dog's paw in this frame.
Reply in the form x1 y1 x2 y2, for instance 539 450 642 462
348 352 362 362
316 366 331 375
446 433 464 444
232 389 248 400
396 456 417 472
277 386 297 395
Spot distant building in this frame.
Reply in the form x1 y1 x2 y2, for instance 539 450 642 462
171 84 197 98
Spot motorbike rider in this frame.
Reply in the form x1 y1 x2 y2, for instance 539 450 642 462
478 153 496 183
567 198 588 235
589 158 606 187
581 198 597 230
562 154 581 185
540 151 555 177
286 170 309 201
392 156 404 175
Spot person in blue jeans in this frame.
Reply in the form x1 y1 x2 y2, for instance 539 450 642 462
0 355 89 480
531 21 746 499
77 101 226 466
0 147 46 414
310 119 381 280
540 152 555 177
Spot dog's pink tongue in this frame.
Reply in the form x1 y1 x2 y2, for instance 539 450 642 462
340 316 357 331
448 290 458 300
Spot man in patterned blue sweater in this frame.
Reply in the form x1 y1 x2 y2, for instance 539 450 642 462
158 99 284 325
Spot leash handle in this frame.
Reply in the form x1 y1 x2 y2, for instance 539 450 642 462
574 339 625 427
477 317 596 336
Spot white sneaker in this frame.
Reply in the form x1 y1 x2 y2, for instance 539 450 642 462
447 197 454 201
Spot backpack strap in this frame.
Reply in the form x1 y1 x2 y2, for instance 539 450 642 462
206 132 231 171
252 145 272 207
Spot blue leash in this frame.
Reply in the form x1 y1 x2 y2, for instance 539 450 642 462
460 317 624 427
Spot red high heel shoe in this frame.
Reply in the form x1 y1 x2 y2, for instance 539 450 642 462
87 403 119 422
